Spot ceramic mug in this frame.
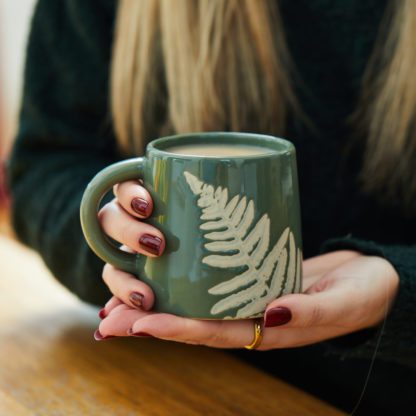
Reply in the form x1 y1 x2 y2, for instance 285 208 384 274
80 132 302 319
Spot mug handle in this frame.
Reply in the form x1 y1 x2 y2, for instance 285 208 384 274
80 157 145 275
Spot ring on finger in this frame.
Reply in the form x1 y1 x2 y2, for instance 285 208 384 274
244 318 264 350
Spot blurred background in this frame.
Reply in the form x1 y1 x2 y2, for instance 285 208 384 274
0 0 36 233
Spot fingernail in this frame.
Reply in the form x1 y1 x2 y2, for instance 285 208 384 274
129 291 144 308
98 308 107 319
127 328 152 337
131 197 149 216
94 329 116 341
139 234 163 255
265 307 292 327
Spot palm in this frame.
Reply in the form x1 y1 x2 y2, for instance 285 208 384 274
98 250 399 349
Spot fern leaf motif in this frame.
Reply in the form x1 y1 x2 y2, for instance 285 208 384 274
183 171 301 318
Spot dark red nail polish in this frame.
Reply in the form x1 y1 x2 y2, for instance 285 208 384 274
94 329 116 341
129 292 144 308
127 328 152 337
98 308 107 319
264 307 292 327
131 197 149 216
132 332 152 338
131 332 152 338
139 234 163 255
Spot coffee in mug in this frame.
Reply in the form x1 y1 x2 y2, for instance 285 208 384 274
165 143 276 157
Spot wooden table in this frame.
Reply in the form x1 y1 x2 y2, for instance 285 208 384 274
0 234 346 415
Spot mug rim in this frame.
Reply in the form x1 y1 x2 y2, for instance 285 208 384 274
146 131 295 160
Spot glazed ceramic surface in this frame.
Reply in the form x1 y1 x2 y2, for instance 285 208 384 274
80 132 302 319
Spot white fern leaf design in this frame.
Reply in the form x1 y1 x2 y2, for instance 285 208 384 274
295 248 303 293
183 171 301 318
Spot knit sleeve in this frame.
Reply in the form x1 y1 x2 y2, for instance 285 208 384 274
7 0 119 305
320 236 416 369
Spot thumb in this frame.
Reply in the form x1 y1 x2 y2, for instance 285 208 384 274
263 281 347 328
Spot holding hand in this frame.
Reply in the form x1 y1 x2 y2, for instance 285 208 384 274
97 179 165 310
95 181 399 349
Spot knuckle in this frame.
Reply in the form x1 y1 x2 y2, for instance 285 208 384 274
204 322 225 346
205 331 221 346
309 276 333 294
97 203 110 223
98 201 117 225
116 180 130 192
102 263 115 284
305 305 325 327
120 221 135 246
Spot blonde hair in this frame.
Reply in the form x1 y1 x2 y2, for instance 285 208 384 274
111 0 416 209
354 0 416 209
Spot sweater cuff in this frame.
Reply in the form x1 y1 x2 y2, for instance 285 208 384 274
319 237 415 366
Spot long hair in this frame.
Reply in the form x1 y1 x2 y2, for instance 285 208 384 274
111 0 416 210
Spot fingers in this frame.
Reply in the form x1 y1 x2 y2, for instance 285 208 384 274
102 264 155 311
264 282 349 329
97 306 353 349
302 250 361 277
99 296 123 318
98 200 165 257
258 280 360 349
113 180 153 219
301 274 324 292
125 312 347 350
96 291 350 348
96 254 393 348
128 314 255 348
98 305 148 337
301 251 362 292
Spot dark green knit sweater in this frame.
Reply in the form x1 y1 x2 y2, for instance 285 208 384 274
7 0 415 376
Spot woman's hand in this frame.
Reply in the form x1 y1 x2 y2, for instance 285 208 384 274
96 246 400 349
97 180 165 311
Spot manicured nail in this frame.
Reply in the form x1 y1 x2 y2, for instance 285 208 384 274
127 328 152 337
264 307 292 327
131 197 149 216
139 234 163 255
98 308 107 319
94 329 116 341
132 332 152 338
129 291 144 308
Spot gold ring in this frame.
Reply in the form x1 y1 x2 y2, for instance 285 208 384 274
244 318 264 350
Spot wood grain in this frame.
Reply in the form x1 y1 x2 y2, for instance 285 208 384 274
0 234 346 415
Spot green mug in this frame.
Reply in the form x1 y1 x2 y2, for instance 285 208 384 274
80 132 302 319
